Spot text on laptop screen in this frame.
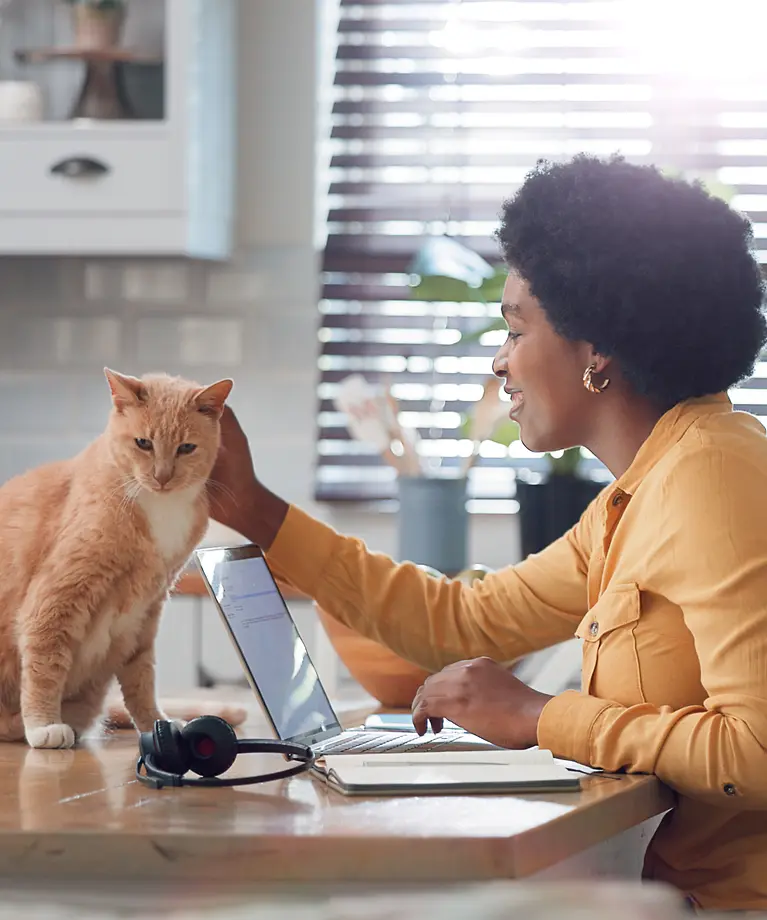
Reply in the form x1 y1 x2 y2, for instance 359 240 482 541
202 553 337 742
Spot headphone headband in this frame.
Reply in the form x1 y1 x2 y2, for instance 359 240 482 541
136 716 314 790
233 738 305 757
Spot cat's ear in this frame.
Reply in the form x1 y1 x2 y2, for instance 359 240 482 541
194 379 234 419
104 368 147 412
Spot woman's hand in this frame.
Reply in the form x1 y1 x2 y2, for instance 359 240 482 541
208 406 259 533
208 407 288 549
411 657 553 749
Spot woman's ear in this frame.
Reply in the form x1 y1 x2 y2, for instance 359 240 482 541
586 349 612 377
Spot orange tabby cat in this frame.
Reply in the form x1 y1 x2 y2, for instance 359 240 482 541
0 368 233 748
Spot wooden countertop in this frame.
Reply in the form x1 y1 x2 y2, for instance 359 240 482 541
0 698 674 884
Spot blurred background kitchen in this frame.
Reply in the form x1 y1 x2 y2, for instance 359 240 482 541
0 0 765 710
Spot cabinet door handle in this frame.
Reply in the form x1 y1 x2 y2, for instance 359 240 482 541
49 156 110 178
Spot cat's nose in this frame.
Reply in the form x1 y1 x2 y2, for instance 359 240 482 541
153 468 173 487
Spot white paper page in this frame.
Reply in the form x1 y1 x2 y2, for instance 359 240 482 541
325 759 578 790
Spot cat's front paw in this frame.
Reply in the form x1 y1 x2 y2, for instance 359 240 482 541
26 723 76 749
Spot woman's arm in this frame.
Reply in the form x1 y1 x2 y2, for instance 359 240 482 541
538 447 767 807
209 408 595 673
266 502 593 673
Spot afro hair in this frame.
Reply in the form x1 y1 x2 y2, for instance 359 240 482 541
496 154 767 409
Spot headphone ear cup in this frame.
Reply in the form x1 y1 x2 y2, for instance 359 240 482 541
182 716 238 778
153 720 189 775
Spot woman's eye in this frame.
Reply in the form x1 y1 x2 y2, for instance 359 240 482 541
507 331 521 343
177 443 197 456
135 438 153 451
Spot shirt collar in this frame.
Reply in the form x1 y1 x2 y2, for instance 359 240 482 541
614 393 733 497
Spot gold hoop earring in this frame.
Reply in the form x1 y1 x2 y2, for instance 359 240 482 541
583 363 610 394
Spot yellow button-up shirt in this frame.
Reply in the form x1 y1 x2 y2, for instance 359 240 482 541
267 394 767 911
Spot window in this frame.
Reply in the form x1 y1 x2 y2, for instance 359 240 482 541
317 0 767 503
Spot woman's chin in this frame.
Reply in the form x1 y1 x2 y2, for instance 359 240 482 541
514 413 562 455
518 429 552 455
517 429 537 452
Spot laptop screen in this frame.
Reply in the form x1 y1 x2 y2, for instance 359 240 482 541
196 546 340 745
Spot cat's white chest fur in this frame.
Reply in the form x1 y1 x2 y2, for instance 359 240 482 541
137 487 200 562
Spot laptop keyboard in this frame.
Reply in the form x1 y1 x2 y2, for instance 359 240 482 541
315 729 487 755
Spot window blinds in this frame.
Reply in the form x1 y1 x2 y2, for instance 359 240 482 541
317 0 767 502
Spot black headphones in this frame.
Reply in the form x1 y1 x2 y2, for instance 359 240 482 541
136 715 315 789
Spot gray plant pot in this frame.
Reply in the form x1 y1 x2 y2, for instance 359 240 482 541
397 476 468 575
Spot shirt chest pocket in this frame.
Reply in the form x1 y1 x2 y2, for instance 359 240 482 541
575 583 644 705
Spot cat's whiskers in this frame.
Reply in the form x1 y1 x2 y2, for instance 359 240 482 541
113 476 143 515
206 491 226 516
117 492 133 516
206 477 238 507
104 475 136 508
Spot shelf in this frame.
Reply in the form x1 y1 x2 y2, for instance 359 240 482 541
0 0 236 259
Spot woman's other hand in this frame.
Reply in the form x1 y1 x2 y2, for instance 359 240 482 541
411 657 552 749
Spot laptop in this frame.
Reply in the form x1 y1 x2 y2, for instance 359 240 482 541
194 544 496 755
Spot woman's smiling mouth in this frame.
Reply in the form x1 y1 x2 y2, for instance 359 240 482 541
505 388 524 417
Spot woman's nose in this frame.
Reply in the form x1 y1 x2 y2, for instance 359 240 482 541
492 349 507 379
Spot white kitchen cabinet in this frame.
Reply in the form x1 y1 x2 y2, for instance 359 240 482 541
0 0 235 259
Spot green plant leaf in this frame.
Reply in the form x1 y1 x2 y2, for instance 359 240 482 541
699 177 734 203
458 413 518 446
489 417 519 447
547 447 583 477
410 274 489 303
409 237 494 287
477 266 507 303
408 238 507 304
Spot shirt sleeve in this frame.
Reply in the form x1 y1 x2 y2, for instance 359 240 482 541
538 445 767 808
265 500 594 673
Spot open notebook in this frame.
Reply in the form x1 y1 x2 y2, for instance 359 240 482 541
312 748 586 796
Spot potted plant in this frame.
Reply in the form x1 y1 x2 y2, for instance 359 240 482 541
63 0 126 51
485 414 603 557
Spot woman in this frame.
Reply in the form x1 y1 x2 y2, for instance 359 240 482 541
209 155 767 912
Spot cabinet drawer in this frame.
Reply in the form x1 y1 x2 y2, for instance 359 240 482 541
0 136 184 214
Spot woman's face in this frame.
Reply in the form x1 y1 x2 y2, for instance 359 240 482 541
492 272 598 453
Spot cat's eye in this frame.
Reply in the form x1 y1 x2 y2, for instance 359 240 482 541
135 438 153 451
177 443 197 456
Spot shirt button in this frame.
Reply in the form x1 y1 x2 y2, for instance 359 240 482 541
723 783 737 796
612 493 624 507
590 621 599 637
